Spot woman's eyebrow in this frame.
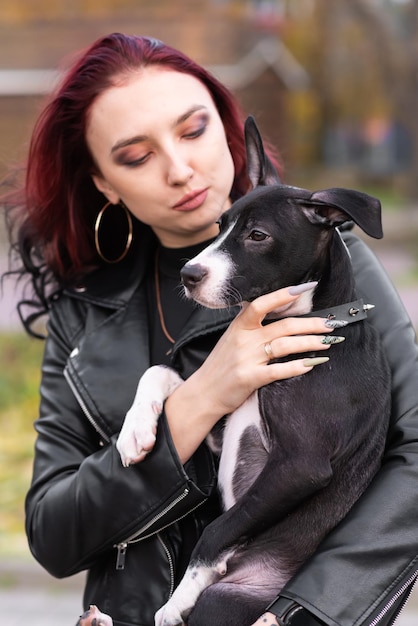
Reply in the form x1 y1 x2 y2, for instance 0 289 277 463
110 105 208 154
111 134 147 154
175 104 207 126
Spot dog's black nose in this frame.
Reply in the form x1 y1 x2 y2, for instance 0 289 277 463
180 264 208 290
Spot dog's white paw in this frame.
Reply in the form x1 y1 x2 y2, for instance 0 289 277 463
116 366 184 467
154 602 185 626
116 400 161 466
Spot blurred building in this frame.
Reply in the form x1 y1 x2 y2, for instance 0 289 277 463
0 0 310 180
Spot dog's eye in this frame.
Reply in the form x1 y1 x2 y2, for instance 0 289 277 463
248 230 269 242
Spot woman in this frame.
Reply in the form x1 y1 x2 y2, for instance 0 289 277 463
3 33 418 626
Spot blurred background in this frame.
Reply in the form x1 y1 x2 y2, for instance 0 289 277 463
0 1 417 624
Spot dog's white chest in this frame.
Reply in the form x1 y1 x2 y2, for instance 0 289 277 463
218 391 268 510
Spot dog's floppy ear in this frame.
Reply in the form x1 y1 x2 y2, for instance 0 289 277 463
298 188 383 239
244 115 281 188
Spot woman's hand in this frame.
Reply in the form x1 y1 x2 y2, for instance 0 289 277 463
77 605 113 626
250 611 281 626
165 284 344 462
188 284 339 418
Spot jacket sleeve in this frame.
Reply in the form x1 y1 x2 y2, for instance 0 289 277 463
25 299 217 579
269 231 418 626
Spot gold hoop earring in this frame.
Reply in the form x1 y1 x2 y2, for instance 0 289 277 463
94 201 133 264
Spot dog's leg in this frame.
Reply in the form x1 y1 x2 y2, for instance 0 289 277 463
155 551 235 626
157 547 287 626
155 436 333 626
116 365 183 467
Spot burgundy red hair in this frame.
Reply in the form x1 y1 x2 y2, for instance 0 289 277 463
3 33 280 334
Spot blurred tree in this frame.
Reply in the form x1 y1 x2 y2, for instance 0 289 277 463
346 0 418 199
301 0 418 198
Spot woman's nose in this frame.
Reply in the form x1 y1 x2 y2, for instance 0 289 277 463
166 151 194 186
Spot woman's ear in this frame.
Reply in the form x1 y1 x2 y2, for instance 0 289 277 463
91 173 120 205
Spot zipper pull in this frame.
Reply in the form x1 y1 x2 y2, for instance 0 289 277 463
116 542 128 570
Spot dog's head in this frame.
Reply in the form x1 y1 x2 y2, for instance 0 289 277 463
181 116 382 312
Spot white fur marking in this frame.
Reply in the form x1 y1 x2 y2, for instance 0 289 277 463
183 220 237 308
267 286 316 318
218 392 263 510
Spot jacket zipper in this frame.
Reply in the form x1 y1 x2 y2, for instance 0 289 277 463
158 534 175 598
368 571 418 626
64 365 111 443
114 487 189 570
114 491 209 570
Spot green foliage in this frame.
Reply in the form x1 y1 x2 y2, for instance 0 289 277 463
0 333 43 556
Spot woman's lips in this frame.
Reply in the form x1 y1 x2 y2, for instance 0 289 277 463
173 188 208 211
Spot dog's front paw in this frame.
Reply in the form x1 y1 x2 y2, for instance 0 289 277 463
116 400 161 467
155 601 186 626
117 366 184 467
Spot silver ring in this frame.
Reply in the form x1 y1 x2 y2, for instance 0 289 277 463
264 342 273 360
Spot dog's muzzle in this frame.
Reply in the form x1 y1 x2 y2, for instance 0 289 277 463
179 251 234 308
180 263 208 292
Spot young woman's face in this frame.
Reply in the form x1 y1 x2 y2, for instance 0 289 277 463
87 66 236 247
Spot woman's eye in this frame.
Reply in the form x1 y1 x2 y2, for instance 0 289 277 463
183 124 206 140
115 151 151 168
124 154 150 167
183 113 209 140
248 230 269 241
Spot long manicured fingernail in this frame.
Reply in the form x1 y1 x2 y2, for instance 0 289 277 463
324 319 348 329
288 281 318 296
303 356 330 367
321 335 345 345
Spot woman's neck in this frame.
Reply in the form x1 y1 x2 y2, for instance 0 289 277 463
152 219 221 249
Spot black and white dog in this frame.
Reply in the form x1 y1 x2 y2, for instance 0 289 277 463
117 117 391 626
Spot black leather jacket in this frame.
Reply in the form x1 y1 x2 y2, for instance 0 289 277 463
25 230 418 626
